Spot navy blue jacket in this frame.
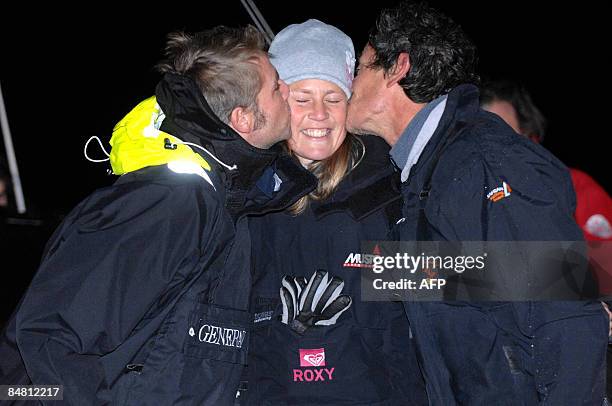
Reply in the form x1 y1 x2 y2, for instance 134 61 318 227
9 74 315 405
246 136 427 405
397 84 608 405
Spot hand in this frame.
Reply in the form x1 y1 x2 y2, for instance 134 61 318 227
280 270 352 335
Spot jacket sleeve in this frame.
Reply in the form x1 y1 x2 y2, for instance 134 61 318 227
0 299 31 386
15 180 219 404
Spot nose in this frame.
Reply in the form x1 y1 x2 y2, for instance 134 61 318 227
308 99 329 121
279 80 289 101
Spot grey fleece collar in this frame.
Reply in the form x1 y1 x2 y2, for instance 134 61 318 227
390 95 447 182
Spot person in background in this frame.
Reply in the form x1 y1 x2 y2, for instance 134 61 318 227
10 25 315 404
346 1 608 404
246 19 426 405
480 79 612 242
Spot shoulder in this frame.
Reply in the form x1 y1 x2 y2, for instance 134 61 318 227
357 135 392 169
360 134 391 156
570 168 609 193
343 135 395 186
445 111 566 180
73 165 223 232
432 112 573 209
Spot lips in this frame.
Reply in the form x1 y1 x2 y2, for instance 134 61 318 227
301 128 331 138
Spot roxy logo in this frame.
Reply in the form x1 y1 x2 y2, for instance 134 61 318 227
300 348 325 367
293 348 335 382
293 368 335 382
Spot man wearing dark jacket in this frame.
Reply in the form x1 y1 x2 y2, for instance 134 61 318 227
6 26 315 405
347 2 608 405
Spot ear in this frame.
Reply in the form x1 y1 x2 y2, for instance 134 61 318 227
386 52 410 88
229 106 254 135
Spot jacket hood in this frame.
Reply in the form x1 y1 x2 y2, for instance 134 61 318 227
109 96 211 176
154 74 281 192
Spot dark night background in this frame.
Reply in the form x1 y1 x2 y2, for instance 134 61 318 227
0 2 609 323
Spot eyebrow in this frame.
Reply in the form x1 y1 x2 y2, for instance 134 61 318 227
291 89 343 96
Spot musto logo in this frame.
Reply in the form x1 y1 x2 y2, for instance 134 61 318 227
293 348 335 382
343 245 382 268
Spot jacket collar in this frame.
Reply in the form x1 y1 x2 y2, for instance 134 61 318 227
310 136 401 221
155 73 280 188
245 153 318 219
155 73 283 213
405 84 480 183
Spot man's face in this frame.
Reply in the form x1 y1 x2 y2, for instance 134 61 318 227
347 45 388 137
249 56 291 149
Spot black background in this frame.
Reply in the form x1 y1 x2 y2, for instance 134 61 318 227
1 1 609 322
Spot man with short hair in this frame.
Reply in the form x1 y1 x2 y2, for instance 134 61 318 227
12 25 315 404
348 2 608 404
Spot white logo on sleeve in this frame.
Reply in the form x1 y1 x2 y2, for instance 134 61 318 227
486 181 512 202
188 324 246 348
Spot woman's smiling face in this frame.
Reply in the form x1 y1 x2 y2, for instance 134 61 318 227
287 79 348 166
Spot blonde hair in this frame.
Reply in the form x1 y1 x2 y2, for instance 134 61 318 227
156 26 267 125
289 134 365 214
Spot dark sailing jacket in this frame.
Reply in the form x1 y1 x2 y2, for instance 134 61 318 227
12 74 315 405
396 84 607 405
247 136 427 405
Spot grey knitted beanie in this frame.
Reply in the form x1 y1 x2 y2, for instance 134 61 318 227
269 19 355 97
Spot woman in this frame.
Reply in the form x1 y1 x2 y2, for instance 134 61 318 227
247 20 426 405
